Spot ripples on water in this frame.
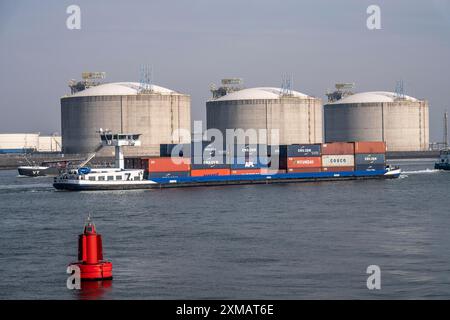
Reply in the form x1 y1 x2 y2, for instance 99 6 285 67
0 159 449 299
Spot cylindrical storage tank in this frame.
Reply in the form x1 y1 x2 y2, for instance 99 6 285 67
206 87 323 146
324 91 429 151
61 82 191 156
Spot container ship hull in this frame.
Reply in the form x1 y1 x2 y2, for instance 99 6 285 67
53 169 399 191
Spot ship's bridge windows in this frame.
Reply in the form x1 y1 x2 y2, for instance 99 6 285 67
107 176 114 181
89 176 96 181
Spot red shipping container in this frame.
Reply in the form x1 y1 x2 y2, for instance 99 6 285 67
321 142 355 155
287 168 322 173
190 168 231 177
147 157 191 172
354 141 386 154
287 157 321 168
322 166 354 172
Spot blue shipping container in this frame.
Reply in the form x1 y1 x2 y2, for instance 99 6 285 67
233 144 267 157
230 157 269 169
267 145 287 157
355 164 386 171
355 154 386 165
287 144 321 157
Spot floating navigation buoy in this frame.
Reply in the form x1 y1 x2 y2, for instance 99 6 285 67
69 215 113 281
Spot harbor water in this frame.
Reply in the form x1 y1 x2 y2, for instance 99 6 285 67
0 159 449 299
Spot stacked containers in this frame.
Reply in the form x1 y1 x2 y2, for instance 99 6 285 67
321 142 355 172
190 141 230 176
354 141 386 172
229 144 269 175
287 144 322 173
267 145 287 171
160 143 191 158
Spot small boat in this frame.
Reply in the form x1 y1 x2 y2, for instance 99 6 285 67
435 149 450 170
17 165 52 177
18 159 76 177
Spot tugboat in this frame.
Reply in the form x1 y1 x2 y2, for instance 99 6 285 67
17 158 75 177
435 149 450 170
53 131 155 190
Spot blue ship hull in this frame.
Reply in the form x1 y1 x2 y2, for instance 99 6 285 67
148 169 394 188
54 169 399 191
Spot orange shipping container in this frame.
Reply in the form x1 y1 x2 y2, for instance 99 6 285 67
231 169 264 175
190 168 231 177
322 166 354 172
287 157 321 168
147 157 191 172
321 142 355 155
288 168 322 173
354 141 386 154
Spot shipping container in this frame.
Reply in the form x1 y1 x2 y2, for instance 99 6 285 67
160 143 191 158
191 141 228 165
232 144 268 158
322 166 354 172
321 155 355 167
191 155 229 169
287 167 322 173
355 154 386 165
267 145 287 157
287 157 321 168
321 142 355 155
287 144 321 157
355 164 386 172
148 171 190 178
354 141 386 154
230 157 269 169
147 157 190 172
230 169 265 175
190 168 231 177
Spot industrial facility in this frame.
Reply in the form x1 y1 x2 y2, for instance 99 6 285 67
206 80 323 146
0 133 61 153
61 74 191 156
324 86 429 152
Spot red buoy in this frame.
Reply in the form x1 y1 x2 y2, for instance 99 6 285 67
69 216 113 281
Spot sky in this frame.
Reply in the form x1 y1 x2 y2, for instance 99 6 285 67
1 0 449 141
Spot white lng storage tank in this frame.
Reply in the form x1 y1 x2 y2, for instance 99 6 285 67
324 91 429 151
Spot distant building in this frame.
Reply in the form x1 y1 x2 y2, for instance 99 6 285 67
0 133 61 153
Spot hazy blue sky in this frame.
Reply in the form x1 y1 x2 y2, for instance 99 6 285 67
1 0 449 141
